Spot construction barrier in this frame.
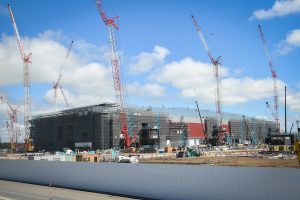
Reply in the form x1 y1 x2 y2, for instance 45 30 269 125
0 160 299 200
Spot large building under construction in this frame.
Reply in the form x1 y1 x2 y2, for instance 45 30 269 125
30 104 278 151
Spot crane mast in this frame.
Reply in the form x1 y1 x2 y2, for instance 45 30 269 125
258 24 279 131
0 93 20 151
96 0 131 148
8 4 31 143
191 15 222 130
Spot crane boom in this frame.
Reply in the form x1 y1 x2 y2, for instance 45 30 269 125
195 100 207 138
53 41 73 111
8 4 31 143
258 24 279 131
96 0 131 148
60 86 69 107
191 15 222 127
65 40 74 60
7 4 25 61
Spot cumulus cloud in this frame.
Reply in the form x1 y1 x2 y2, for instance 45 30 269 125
285 91 300 111
0 30 118 141
129 45 169 74
151 57 227 102
251 0 300 20
276 29 300 55
150 57 288 106
127 81 166 98
0 31 115 104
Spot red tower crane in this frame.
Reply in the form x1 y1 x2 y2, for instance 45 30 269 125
191 15 223 144
258 24 280 131
52 41 73 111
8 4 32 149
96 0 136 148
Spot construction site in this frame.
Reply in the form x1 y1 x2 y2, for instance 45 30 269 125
0 1 300 199
0 1 299 168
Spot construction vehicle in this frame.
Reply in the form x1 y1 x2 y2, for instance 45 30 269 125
24 138 34 152
258 25 280 131
242 115 258 145
195 100 207 144
96 0 137 148
192 15 223 145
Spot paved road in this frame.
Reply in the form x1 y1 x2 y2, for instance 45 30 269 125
0 180 138 200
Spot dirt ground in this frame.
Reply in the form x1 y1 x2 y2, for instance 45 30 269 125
140 156 300 168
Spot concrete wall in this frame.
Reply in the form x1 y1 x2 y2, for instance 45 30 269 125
0 160 299 200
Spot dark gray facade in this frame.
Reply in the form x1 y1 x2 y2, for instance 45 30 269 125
228 118 277 143
30 104 169 151
30 104 278 150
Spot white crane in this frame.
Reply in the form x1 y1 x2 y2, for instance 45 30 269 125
52 41 73 111
8 4 32 145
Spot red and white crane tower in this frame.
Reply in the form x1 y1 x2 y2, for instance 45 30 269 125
258 24 280 131
52 41 73 111
8 4 32 145
96 0 136 148
191 15 223 142
0 93 20 150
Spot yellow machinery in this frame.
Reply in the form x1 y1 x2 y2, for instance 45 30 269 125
24 139 34 152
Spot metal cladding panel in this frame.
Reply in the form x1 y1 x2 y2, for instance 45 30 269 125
228 119 278 143
0 160 299 200
187 123 205 138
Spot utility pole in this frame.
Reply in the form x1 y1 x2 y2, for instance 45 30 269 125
285 86 287 133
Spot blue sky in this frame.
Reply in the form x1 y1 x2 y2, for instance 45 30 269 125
1 0 300 141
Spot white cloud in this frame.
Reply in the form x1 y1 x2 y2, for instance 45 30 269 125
251 0 300 20
129 45 169 74
127 81 166 98
150 57 288 106
276 29 300 55
285 92 300 112
0 31 115 104
286 29 300 45
0 30 118 139
151 57 227 102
